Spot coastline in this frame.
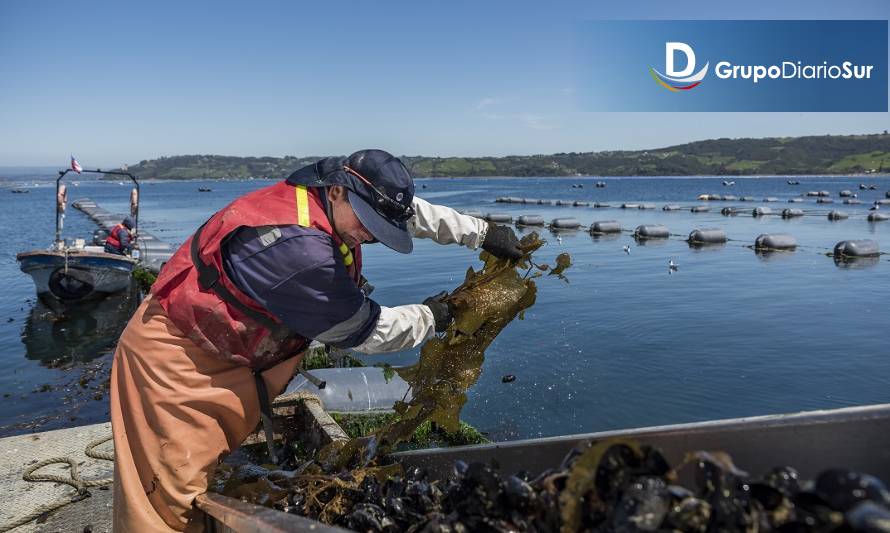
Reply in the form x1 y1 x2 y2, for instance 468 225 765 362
6 173 890 184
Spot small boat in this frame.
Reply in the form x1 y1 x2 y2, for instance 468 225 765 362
787 180 800 185
17 167 141 309
722 180 735 186
11 188 30 193
198 187 213 192
17 247 136 307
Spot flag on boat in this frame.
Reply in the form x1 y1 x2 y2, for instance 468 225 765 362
70 155 82 174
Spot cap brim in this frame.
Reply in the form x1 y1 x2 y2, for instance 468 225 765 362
348 190 413 254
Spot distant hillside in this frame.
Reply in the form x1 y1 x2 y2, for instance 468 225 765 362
116 133 890 180
121 155 322 180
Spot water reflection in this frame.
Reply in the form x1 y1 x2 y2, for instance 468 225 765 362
633 236 669 247
753 250 796 263
590 233 621 243
515 225 544 236
22 289 139 365
833 255 881 269
549 228 582 240
688 242 727 252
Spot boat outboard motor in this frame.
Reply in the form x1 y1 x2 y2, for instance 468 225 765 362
93 228 109 246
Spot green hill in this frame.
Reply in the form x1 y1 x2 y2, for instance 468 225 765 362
116 133 890 180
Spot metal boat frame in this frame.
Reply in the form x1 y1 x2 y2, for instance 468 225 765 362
53 168 140 246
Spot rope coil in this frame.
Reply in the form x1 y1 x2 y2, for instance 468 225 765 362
0 435 114 532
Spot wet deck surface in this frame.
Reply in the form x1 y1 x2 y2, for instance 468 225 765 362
0 422 113 532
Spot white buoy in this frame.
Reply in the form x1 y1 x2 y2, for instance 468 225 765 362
688 228 727 244
834 240 880 258
516 215 545 226
590 220 621 234
755 234 797 251
634 224 670 239
827 210 849 221
753 207 773 217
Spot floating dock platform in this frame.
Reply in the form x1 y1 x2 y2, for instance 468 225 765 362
72 199 174 274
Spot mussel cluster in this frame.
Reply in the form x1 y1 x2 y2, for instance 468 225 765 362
214 439 890 532
343 462 551 532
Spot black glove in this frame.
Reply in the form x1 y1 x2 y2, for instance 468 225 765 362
481 223 522 260
423 291 453 333
358 276 375 297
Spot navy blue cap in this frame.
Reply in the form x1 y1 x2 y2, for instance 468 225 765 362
122 216 135 229
286 150 415 253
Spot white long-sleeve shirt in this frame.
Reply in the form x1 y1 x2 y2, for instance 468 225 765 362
349 197 488 354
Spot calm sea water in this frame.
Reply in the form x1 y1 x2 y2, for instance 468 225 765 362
1 174 888 439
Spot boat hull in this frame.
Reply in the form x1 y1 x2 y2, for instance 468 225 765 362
17 250 136 304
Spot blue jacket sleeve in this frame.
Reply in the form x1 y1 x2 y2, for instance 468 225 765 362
221 225 380 348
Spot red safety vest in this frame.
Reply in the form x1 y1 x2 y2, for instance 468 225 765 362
152 181 363 369
105 224 129 251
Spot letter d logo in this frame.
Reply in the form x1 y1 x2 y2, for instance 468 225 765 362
666 42 695 77
650 42 709 92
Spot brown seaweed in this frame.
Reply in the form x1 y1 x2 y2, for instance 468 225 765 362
215 231 571 523
322 231 556 471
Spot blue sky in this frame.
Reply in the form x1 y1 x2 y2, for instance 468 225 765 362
1 0 888 166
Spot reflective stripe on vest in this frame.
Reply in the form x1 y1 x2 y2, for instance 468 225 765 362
296 185 354 268
339 243 354 266
295 185 310 227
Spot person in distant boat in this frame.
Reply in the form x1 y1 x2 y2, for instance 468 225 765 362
104 216 134 255
109 149 522 532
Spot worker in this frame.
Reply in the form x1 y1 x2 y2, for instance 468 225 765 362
110 149 521 532
104 216 134 255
